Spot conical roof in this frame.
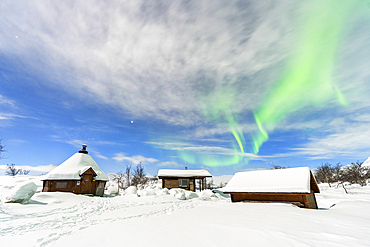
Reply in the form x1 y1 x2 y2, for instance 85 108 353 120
43 152 109 181
362 157 370 167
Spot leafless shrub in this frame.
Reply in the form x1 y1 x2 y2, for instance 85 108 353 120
131 162 148 189
342 161 369 187
5 164 22 176
125 164 132 188
315 163 335 187
269 165 287 169
112 172 126 192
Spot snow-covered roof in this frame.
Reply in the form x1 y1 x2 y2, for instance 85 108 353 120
222 167 315 193
158 169 212 178
362 157 370 167
42 153 109 181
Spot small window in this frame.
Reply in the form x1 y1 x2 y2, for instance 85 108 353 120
178 179 188 188
85 178 89 181
56 182 67 188
77 181 80 186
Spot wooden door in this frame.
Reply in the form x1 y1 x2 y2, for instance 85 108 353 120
81 174 94 194
95 181 105 196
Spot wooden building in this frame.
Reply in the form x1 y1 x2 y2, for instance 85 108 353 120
158 169 212 192
222 167 320 209
42 145 109 196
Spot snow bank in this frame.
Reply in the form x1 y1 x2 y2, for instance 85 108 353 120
106 185 119 195
155 188 169 195
198 189 216 199
169 189 186 200
4 181 38 203
125 186 138 195
137 189 156 197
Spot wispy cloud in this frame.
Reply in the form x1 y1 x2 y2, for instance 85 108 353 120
0 1 297 126
112 153 158 164
157 161 183 168
147 141 262 160
1 1 370 166
0 95 15 107
0 164 56 173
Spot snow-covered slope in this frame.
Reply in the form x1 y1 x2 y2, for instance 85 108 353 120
1 176 370 247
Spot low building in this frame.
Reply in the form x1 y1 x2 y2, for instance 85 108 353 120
158 169 212 192
42 145 109 196
222 167 320 209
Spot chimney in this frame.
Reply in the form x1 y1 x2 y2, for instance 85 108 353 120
185 166 187 170
79 144 88 154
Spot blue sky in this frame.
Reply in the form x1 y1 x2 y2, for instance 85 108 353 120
1 0 370 176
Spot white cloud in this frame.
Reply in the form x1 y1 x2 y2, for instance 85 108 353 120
0 164 56 173
157 161 183 168
147 141 262 160
112 153 158 164
0 1 297 126
0 95 15 107
1 1 370 163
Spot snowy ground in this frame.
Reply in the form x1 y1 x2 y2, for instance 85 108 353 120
1 176 370 247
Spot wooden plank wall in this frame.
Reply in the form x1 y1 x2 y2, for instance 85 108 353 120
229 192 319 209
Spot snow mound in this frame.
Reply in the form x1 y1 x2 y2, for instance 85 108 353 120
185 191 199 199
125 186 138 195
169 189 186 200
212 189 230 198
4 181 38 203
155 188 169 195
137 189 156 197
106 185 119 195
198 189 216 199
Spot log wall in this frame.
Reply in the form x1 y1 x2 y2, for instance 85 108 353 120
228 192 318 209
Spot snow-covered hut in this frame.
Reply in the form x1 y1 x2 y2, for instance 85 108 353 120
42 145 109 196
222 167 320 209
158 169 212 192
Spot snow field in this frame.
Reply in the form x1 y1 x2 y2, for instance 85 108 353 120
0 176 370 247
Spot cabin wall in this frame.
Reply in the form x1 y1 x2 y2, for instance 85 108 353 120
304 191 318 209
42 180 77 193
228 192 318 209
42 180 106 196
162 177 196 192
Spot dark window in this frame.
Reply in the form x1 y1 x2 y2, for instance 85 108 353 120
56 182 67 188
178 179 188 188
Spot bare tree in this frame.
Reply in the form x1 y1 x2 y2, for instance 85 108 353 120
206 178 214 189
23 170 30 175
0 139 5 159
5 164 22 176
125 164 132 188
342 161 369 187
112 172 126 192
131 162 148 189
315 163 334 187
269 165 287 169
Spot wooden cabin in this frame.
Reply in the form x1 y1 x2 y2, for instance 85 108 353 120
42 145 109 196
158 169 212 192
222 167 320 209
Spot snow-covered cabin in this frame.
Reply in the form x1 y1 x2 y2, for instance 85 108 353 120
222 167 320 209
158 169 212 192
42 145 109 196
